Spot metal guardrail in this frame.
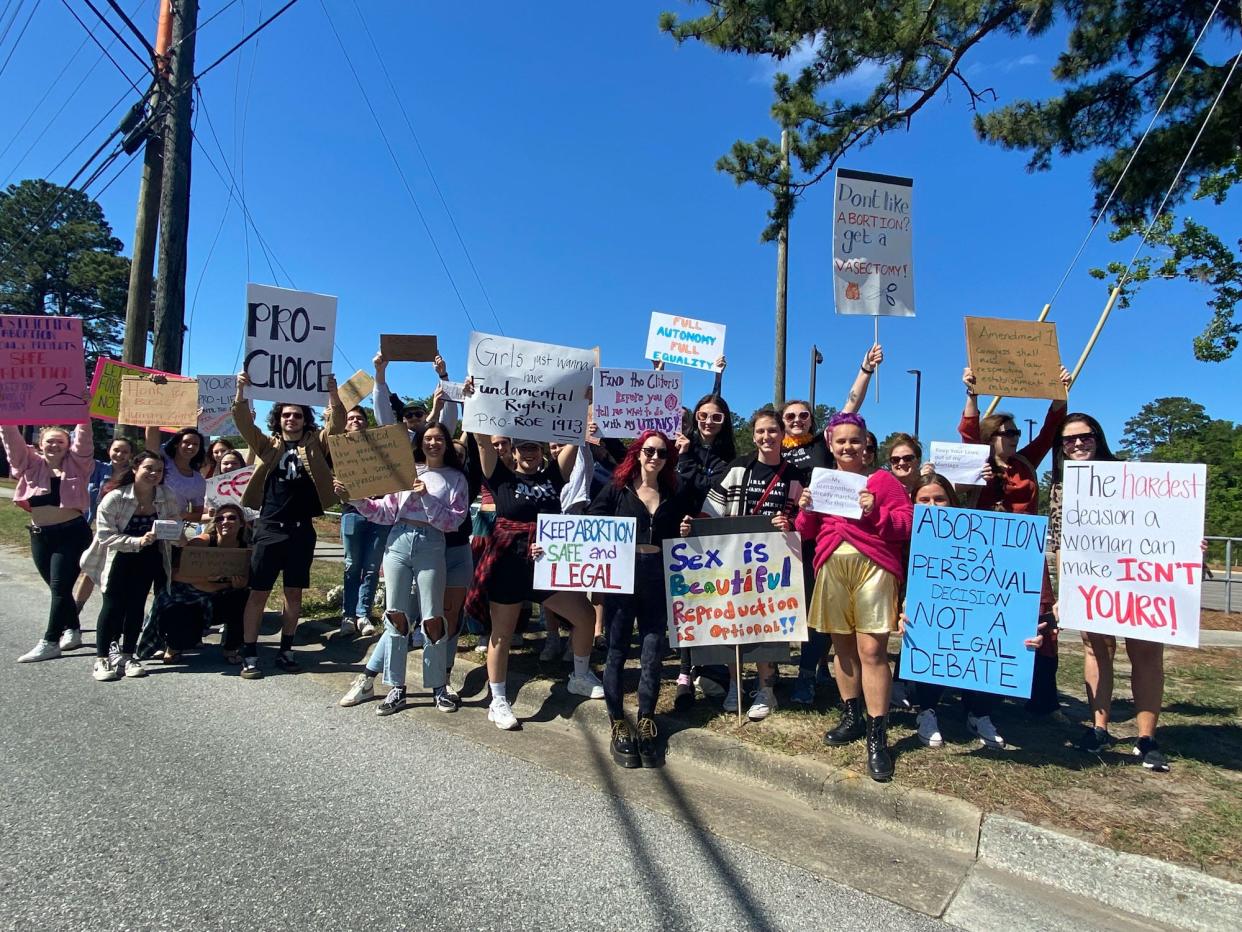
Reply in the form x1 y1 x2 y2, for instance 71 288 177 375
1204 536 1238 613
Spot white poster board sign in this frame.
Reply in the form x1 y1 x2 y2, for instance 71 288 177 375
463 332 593 444
533 514 636 594
591 367 683 438
243 283 337 406
807 467 867 518
197 374 238 436
928 441 990 486
644 311 726 372
1058 461 1206 647
204 465 257 511
832 168 915 317
438 380 465 403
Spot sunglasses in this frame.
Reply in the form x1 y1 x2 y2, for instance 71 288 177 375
696 412 725 424
281 412 304 420
994 429 1021 439
889 454 917 466
640 447 668 460
783 412 810 423
1061 432 1097 447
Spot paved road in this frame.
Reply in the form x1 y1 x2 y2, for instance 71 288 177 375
0 548 950 932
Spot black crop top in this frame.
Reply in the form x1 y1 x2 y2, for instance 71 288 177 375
28 474 62 508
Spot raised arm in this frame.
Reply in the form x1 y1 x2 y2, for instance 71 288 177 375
1 424 33 473
322 373 345 436
711 355 726 396
841 343 883 414
70 421 94 462
958 368 981 442
1018 367 1072 469
555 441 579 481
231 373 264 449
144 425 162 455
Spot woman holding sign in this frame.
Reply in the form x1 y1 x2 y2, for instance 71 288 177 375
334 404 389 638
588 430 694 768
3 422 96 663
796 413 912 781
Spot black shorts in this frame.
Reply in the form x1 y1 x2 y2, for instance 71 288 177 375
486 533 553 606
249 518 317 591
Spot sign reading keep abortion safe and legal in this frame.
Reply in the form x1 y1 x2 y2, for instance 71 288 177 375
243 283 337 406
533 514 636 594
899 505 1046 698
663 528 806 648
644 312 726 371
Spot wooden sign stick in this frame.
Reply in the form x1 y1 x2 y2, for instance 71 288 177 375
873 317 880 403
736 644 744 728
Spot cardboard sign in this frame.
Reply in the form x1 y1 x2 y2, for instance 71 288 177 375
337 369 375 411
153 519 184 542
197 374 238 435
533 514 636 594
833 168 915 317
380 334 438 362
0 315 88 425
664 526 806 648
204 465 257 510
179 546 251 579
1058 461 1205 647
899 506 1045 698
644 312 726 372
327 424 419 499
87 358 188 423
928 441 990 487
591 367 682 438
807 467 867 518
463 331 593 444
243 283 337 406
118 376 199 428
965 317 1066 401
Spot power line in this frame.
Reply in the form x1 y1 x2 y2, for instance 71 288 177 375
79 0 149 73
0 0 38 80
59 0 143 93
0 29 93 165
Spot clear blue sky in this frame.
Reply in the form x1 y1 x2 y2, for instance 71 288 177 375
2 1 1238 446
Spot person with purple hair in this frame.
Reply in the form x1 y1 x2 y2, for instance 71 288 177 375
796 412 913 781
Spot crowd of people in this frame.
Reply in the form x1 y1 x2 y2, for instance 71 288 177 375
4 341 1177 781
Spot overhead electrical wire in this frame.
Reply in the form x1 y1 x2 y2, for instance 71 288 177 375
0 0 38 80
59 0 144 93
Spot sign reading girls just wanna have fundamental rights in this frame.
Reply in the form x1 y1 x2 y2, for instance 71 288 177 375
644 312 726 371
832 168 914 317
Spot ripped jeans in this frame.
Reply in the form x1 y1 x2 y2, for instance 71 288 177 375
366 522 447 690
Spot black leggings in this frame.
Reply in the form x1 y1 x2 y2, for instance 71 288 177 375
603 554 667 721
96 548 166 657
29 517 91 641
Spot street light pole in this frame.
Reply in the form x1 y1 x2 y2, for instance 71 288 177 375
1026 418 1037 444
809 345 823 410
907 368 922 437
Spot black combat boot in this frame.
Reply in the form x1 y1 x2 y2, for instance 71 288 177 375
637 716 664 768
611 718 640 769
823 696 865 746
866 714 895 782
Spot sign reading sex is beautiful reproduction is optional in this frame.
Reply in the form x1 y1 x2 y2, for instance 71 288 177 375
663 528 807 649
533 514 636 594
899 505 1047 699
832 168 915 317
1058 461 1206 647
0 315 88 425
463 331 593 444
243 283 337 406
644 312 726 372
591 367 683 438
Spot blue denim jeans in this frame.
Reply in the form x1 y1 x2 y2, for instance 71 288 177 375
369 523 447 690
340 512 386 620
798 629 830 677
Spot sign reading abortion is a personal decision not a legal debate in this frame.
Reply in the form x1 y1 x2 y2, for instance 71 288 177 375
243 283 337 406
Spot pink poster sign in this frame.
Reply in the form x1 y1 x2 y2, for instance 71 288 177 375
0 315 88 425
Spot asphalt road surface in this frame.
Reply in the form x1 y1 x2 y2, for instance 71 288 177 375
0 548 951 932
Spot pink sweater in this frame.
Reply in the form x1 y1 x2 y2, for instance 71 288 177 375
1 423 94 513
795 468 913 579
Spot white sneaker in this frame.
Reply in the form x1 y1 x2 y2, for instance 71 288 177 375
474 637 488 654
539 636 562 662
92 657 119 682
967 714 1006 749
722 679 740 713
358 619 379 637
747 687 777 721
17 640 61 663
59 629 83 651
567 670 605 699
339 673 374 707
488 699 519 730
916 708 943 748
339 617 358 637
695 673 726 699
122 654 147 678
409 627 426 650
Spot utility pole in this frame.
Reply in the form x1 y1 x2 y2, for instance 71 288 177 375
121 0 173 369
152 0 199 374
907 368 922 437
1026 418 1037 444
808 344 822 410
772 128 790 406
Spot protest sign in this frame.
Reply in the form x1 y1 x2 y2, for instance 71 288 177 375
644 312 726 372
179 546 251 580
87 358 188 423
928 441 990 486
832 168 915 317
463 331 593 444
807 467 867 518
153 519 184 542
532 514 636 594
1058 461 1205 647
243 283 336 406
438 379 465 403
0 315 88 425
327 424 419 499
591 367 682 438
899 505 1045 698
664 527 806 648
965 316 1066 401
204 465 257 510
118 376 199 428
380 334 438 362
337 369 375 411
197 374 237 435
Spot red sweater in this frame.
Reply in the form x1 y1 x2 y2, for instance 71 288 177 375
957 405 1065 514
795 469 913 579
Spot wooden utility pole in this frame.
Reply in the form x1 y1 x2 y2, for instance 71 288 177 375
152 0 199 374
121 0 173 369
772 128 790 406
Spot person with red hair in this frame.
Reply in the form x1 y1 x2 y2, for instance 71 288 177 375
587 430 695 769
